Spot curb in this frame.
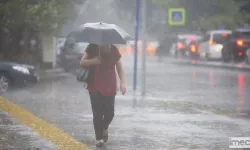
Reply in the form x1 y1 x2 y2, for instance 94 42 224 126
165 58 250 71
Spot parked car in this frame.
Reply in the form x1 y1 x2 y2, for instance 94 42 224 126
58 36 88 75
222 28 250 63
199 30 232 60
0 60 39 92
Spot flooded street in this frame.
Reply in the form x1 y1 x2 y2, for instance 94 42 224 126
1 55 250 149
1 0 250 149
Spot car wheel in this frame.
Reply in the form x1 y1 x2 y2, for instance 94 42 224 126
222 51 232 62
0 74 10 93
205 52 210 61
245 56 249 64
230 53 235 63
245 49 250 64
222 51 227 62
174 51 178 58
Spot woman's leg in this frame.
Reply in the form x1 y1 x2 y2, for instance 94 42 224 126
89 92 104 140
103 95 115 130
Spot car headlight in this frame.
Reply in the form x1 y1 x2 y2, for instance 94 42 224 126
12 66 30 74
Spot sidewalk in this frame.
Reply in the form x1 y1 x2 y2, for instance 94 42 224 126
0 110 57 150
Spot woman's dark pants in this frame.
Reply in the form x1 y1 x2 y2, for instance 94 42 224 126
89 92 115 140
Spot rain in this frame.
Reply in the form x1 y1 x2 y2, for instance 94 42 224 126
0 0 250 149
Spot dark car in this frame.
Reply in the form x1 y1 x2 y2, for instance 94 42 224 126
171 34 203 58
222 29 250 62
186 40 200 59
156 35 177 57
0 60 39 92
58 36 88 75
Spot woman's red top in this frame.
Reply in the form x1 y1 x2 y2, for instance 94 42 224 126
85 44 121 96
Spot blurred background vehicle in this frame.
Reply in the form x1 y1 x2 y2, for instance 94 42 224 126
186 40 200 60
199 30 232 60
127 40 159 57
0 60 39 92
58 36 88 75
222 28 250 63
169 34 203 58
156 34 177 59
246 46 250 64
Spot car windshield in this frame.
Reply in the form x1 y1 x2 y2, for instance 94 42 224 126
235 31 250 38
179 35 202 40
213 33 231 43
177 35 202 45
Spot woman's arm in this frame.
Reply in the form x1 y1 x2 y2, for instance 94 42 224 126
116 59 126 95
80 52 101 67
116 59 125 85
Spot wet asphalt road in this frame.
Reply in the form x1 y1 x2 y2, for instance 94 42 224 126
1 54 250 149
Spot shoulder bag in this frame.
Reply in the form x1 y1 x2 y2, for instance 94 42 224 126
76 46 100 83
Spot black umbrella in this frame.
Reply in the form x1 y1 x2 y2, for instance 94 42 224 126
72 22 133 45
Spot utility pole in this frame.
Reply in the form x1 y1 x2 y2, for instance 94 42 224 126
141 0 147 97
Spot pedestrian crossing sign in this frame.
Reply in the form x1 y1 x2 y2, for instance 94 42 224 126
168 8 186 26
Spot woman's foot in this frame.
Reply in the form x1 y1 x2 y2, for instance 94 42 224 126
103 129 108 142
96 139 104 148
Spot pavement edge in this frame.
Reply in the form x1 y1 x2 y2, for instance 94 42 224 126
0 96 89 150
167 59 250 71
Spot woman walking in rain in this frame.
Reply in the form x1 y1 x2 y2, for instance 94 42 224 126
80 44 126 148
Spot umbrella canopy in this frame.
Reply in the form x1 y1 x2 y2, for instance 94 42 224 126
71 22 133 45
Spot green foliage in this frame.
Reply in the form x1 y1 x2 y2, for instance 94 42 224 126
192 12 250 30
154 0 249 30
0 0 85 63
0 0 85 33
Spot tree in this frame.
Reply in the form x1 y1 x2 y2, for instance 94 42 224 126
154 0 249 31
0 0 85 63
1 0 85 34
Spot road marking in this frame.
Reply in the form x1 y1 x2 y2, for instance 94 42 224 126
0 96 89 150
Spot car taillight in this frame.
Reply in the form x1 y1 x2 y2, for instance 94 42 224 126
238 52 243 56
176 42 185 49
236 40 244 46
188 36 195 41
222 33 228 37
190 44 196 52
208 40 215 45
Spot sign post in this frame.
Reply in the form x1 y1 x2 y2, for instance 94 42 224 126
141 0 147 97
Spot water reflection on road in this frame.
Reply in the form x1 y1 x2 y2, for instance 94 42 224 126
145 62 250 118
237 73 245 116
